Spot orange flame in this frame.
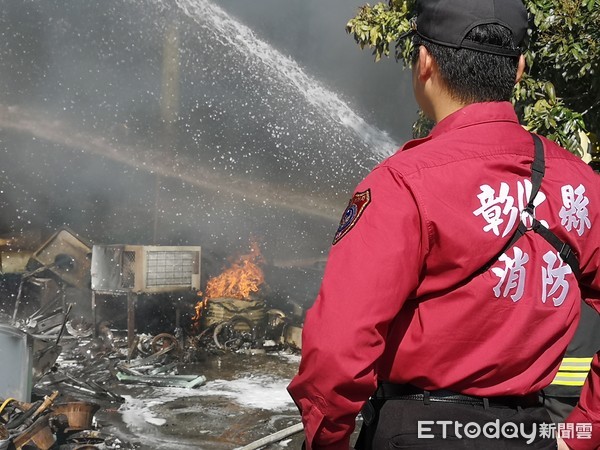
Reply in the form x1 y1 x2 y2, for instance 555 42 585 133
205 241 265 300
192 240 265 328
192 293 209 326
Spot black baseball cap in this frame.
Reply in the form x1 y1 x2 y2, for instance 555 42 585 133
403 0 528 57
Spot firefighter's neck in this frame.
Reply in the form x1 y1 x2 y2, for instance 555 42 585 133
412 46 466 124
428 87 465 124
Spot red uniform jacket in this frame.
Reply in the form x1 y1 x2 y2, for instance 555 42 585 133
287 102 600 450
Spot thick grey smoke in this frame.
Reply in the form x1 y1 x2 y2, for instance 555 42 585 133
0 0 417 302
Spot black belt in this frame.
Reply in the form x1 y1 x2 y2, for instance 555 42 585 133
374 383 541 409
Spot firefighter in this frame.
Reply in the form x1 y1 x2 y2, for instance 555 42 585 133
542 162 600 424
544 302 600 423
287 0 600 449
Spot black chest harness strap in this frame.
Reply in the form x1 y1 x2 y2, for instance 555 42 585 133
488 133 581 278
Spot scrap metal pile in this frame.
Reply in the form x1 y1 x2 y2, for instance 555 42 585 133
1 299 302 449
0 393 129 450
0 227 305 449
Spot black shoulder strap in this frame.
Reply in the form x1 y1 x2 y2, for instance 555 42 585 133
532 218 581 278
481 133 581 278
528 134 545 211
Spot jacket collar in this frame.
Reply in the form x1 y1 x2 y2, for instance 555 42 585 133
430 102 519 139
400 102 519 152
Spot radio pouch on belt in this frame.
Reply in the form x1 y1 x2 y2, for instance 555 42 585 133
483 133 581 278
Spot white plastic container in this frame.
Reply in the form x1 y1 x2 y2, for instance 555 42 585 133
0 323 33 402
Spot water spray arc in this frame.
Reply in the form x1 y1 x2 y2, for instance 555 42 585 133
0 0 402 258
174 0 399 161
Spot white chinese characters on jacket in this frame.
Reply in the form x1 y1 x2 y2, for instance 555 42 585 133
473 182 591 306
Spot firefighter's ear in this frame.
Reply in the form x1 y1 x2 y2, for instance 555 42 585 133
416 45 434 82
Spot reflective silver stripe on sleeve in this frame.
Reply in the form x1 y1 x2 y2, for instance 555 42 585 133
559 357 593 372
551 371 589 386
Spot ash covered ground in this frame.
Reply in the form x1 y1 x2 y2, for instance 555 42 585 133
53 341 306 450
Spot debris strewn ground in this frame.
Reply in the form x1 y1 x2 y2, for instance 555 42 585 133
0 227 337 449
2 322 311 449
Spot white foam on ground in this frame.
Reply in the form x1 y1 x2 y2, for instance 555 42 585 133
145 417 167 426
119 395 168 431
195 374 296 410
119 373 296 432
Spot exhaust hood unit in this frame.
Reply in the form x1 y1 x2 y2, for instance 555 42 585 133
29 226 92 289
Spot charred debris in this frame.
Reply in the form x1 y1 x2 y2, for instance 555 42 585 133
0 226 313 450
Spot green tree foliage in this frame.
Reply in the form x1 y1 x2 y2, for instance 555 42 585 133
346 0 600 157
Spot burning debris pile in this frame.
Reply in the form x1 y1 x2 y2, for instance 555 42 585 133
193 239 266 335
191 240 302 354
0 227 309 449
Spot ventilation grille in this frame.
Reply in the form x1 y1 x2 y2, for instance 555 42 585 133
146 251 195 287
